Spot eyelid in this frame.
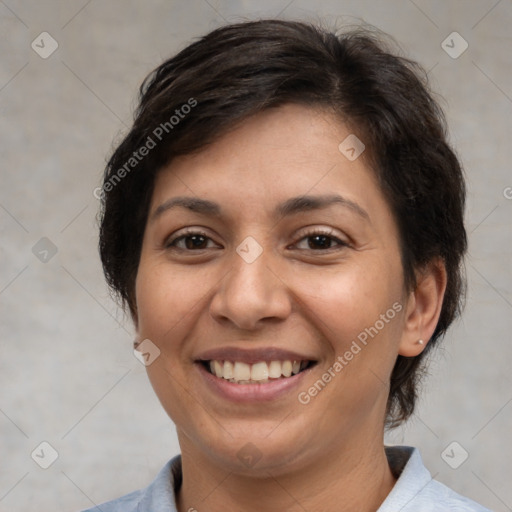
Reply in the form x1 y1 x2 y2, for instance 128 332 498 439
164 227 219 249
294 225 341 238
292 226 350 250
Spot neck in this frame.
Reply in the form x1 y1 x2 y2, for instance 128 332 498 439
176 433 396 512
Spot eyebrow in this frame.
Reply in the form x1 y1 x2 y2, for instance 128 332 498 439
151 194 370 222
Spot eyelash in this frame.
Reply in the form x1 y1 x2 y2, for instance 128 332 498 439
165 228 349 252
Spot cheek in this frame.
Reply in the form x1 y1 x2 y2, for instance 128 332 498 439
134 262 202 424
289 259 403 349
295 264 405 420
135 260 207 337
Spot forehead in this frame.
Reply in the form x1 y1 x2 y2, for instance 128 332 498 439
150 103 388 223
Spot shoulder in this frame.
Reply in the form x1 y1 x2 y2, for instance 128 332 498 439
78 455 181 512
380 446 492 512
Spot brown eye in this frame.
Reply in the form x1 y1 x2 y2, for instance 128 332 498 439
178 234 208 250
165 230 219 251
294 229 348 251
306 234 336 249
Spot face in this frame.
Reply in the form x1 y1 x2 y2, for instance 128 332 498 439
135 103 411 476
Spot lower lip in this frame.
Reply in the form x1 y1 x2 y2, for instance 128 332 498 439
195 362 313 403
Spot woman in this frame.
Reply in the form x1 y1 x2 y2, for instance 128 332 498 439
84 19 491 512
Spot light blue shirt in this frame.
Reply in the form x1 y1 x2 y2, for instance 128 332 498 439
80 446 492 511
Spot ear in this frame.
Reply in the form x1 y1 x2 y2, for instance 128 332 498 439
399 258 447 357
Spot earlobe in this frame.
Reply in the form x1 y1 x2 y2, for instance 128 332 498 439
398 259 447 357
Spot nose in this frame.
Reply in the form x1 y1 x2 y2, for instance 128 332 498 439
209 244 292 330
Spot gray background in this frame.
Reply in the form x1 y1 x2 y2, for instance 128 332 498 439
0 1 511 511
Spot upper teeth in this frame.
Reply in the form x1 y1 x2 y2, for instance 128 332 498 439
209 360 307 383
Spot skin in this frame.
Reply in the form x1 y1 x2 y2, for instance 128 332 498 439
134 103 446 512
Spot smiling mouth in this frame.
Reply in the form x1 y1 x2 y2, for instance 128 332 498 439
201 359 316 384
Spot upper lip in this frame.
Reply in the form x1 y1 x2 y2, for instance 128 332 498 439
195 347 317 365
